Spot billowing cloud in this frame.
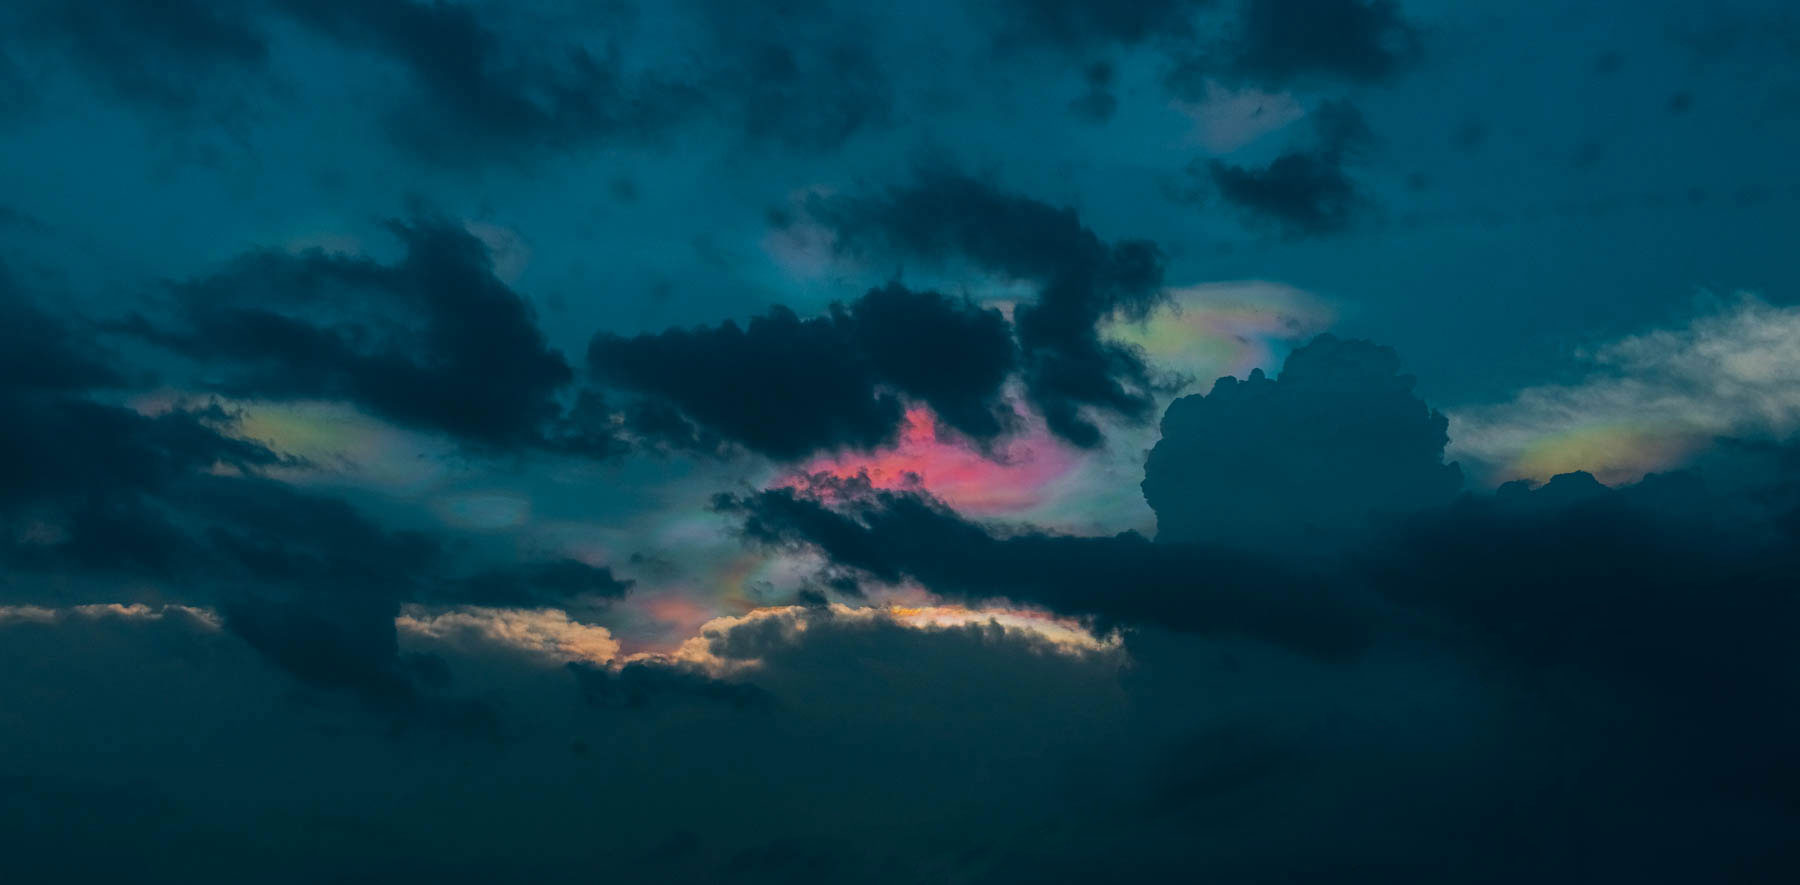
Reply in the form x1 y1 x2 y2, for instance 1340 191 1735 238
121 215 611 454
1145 333 1463 547
590 282 1017 459
799 169 1167 446
1224 0 1422 85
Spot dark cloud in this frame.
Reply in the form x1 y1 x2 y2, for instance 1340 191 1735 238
271 0 697 165
589 282 1016 459
993 0 1212 51
0 266 122 393
1144 334 1463 547
690 0 896 152
569 659 770 710
454 559 634 612
1068 60 1120 122
1208 99 1374 236
1226 0 1422 85
10 0 270 118
0 603 1133 883
717 477 1368 658
801 169 1167 446
7 430 1800 880
1210 150 1360 234
706 396 1800 880
0 274 624 710
122 215 600 452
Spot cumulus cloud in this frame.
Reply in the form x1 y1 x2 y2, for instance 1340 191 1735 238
1144 333 1463 547
1449 295 1800 483
589 282 1017 459
798 169 1168 446
120 214 615 454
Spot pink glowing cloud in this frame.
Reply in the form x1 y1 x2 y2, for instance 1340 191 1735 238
784 405 1082 516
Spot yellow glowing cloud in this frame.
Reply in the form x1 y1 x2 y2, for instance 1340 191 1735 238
639 602 1120 676
397 605 623 665
0 603 221 630
1102 280 1335 388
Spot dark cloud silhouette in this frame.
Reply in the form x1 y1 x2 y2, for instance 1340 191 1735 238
590 282 1016 459
1210 150 1361 234
800 169 1167 446
1144 334 1463 547
454 559 634 613
6 423 1800 880
1208 99 1374 236
1227 0 1422 85
717 477 1368 658
569 659 771 710
0 274 628 710
122 215 597 452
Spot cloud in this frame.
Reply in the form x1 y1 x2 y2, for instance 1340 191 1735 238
1100 279 1336 385
6 429 1800 880
0 264 122 393
990 0 1212 51
589 282 1017 460
799 169 1168 446
1174 79 1307 153
1224 0 1422 85
120 214 612 454
398 604 622 665
8 0 270 119
1144 333 1463 547
1449 295 1800 484
1068 60 1120 123
0 277 628 708
716 476 1369 658
270 0 698 165
787 404 1082 517
687 0 897 152
1207 98 1374 236
449 558 634 615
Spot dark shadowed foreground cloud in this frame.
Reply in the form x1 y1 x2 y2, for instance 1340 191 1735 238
7 269 1800 879
4 1 1799 881
798 169 1168 446
590 282 1017 459
120 215 625 456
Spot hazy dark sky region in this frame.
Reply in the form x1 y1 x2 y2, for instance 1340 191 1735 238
3 1 1798 881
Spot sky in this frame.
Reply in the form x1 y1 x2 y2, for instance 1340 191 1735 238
2 1 1798 881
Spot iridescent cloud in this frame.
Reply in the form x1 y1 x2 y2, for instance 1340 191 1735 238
1449 295 1800 485
1102 280 1336 388
788 404 1081 517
